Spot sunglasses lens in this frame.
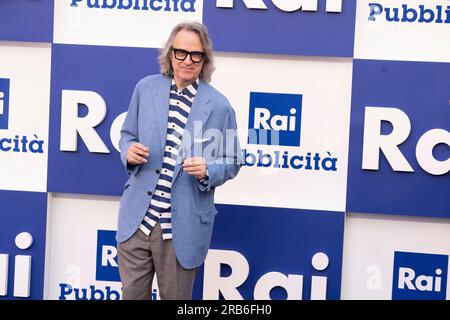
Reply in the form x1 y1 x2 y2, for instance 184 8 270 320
174 49 188 61
191 53 204 63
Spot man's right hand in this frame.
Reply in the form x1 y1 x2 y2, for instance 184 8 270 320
127 143 149 165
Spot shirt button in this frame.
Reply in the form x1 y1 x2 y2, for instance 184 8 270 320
156 169 160 174
147 191 152 196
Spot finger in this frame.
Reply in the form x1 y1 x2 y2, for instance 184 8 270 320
183 162 206 169
132 148 149 157
183 164 204 170
130 148 149 157
132 143 149 153
183 157 205 166
128 158 141 165
183 165 205 172
128 158 140 165
186 171 205 178
129 154 147 164
184 169 205 176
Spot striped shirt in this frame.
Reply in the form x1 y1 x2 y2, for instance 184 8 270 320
138 78 199 240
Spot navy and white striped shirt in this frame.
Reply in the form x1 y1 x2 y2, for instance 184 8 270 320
139 78 199 240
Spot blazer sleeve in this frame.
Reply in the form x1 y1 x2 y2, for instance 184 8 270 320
196 102 243 192
119 82 141 176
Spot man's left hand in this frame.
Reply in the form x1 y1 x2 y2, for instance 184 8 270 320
182 157 207 180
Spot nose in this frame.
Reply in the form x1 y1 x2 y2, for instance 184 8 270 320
184 55 194 65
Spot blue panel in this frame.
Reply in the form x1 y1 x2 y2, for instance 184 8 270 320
96 230 119 282
0 0 53 42
47 44 160 196
347 59 450 218
392 251 448 300
203 1 356 57
248 92 302 147
0 190 47 300
193 204 344 300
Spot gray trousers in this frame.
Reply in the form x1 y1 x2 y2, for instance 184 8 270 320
117 222 197 300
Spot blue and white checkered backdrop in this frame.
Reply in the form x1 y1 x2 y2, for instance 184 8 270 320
0 0 449 300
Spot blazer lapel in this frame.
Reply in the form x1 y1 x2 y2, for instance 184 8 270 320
173 81 214 179
151 76 172 149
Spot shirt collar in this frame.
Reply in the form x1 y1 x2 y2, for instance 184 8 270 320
171 78 199 96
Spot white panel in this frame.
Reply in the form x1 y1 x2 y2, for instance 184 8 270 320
211 52 353 212
341 213 450 299
0 42 51 192
354 0 450 63
45 193 122 300
54 0 203 48
45 193 162 300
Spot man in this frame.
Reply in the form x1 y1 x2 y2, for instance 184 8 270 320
116 22 242 300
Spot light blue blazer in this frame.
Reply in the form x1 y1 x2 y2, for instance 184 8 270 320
117 74 242 269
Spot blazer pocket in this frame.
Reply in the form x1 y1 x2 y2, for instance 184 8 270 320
199 206 218 224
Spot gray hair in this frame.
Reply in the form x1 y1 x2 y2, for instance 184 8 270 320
159 22 215 83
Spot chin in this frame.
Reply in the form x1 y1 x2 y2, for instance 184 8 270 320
181 76 195 83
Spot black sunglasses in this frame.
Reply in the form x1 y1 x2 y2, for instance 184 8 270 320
172 48 205 63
